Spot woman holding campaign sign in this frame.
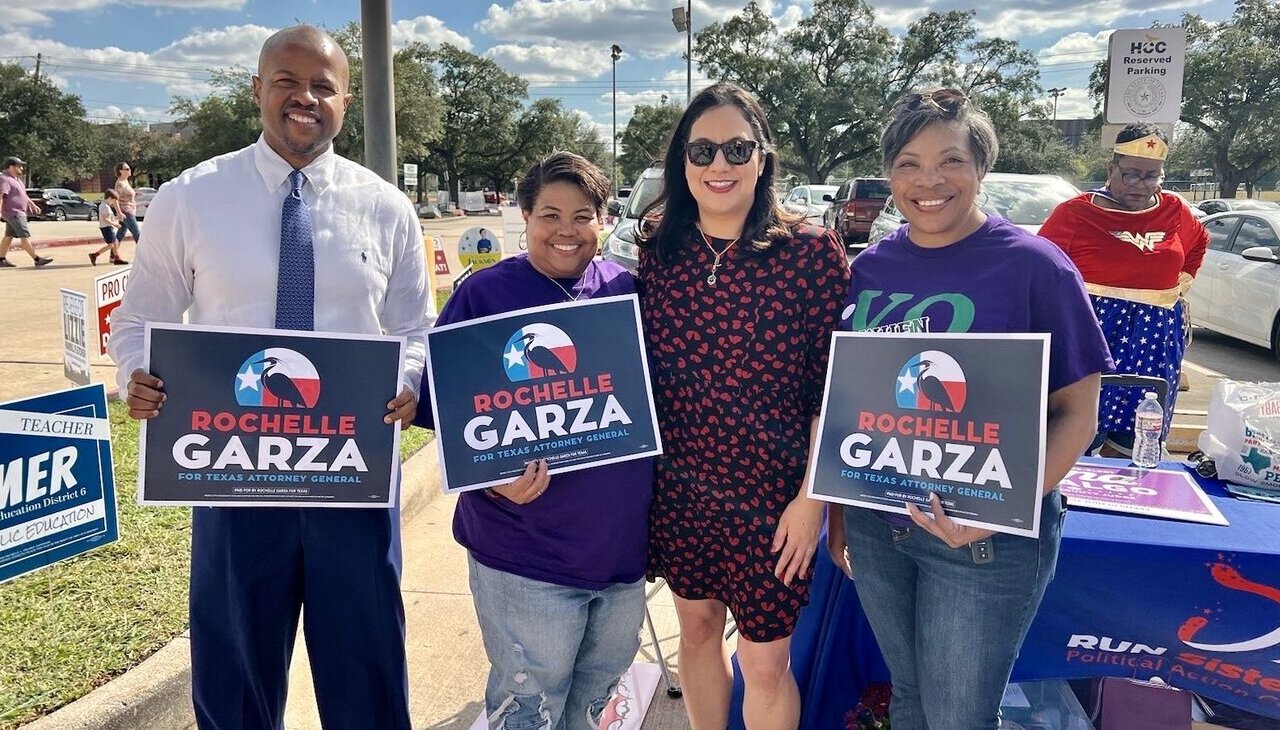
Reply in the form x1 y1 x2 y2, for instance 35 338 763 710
414 151 652 730
636 81 849 728
822 89 1113 729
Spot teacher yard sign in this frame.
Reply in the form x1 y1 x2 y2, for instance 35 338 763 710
425 295 661 493
808 332 1049 538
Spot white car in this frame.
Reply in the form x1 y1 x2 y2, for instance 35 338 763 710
1185 210 1280 361
133 187 158 220
866 173 1080 249
782 184 839 226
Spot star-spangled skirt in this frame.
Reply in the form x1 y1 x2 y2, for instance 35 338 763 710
1092 294 1186 437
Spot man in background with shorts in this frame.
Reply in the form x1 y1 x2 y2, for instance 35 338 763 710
0 156 53 268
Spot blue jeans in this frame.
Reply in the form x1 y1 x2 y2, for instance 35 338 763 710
843 490 1066 730
116 212 140 244
468 555 645 730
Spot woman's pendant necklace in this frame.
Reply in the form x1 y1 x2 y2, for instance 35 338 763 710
699 228 739 286
538 261 590 301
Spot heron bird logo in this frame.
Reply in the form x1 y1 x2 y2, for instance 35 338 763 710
234 347 321 408
502 323 578 382
895 351 967 412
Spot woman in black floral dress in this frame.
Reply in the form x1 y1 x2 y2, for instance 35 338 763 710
636 82 849 729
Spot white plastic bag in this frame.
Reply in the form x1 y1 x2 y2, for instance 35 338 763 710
1198 380 1280 490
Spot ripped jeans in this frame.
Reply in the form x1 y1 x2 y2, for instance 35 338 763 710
468 554 645 730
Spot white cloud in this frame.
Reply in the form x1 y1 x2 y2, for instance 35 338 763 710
1038 30 1110 63
1048 86 1095 120
85 104 163 123
151 25 272 69
0 0 244 29
485 43 601 83
479 0 743 57
391 15 472 51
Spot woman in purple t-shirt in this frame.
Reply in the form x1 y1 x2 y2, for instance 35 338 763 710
826 90 1112 728
414 152 652 730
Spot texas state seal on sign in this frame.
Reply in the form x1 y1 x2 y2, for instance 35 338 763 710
1124 78 1167 118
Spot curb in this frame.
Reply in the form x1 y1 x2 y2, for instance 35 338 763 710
20 437 441 730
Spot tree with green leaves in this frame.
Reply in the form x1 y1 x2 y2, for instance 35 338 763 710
618 103 683 183
428 44 527 202
1090 0 1280 197
0 63 96 185
330 22 444 186
170 68 261 170
696 0 1043 182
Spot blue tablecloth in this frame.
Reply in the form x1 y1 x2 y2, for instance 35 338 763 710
741 459 1280 727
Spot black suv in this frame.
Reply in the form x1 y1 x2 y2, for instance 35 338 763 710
27 188 98 222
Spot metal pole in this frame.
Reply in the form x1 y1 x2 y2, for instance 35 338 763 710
686 0 692 105
33 53 42 84
616 54 622 194
360 0 397 184
611 45 622 196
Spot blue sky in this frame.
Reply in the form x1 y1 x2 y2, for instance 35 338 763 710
0 0 1236 140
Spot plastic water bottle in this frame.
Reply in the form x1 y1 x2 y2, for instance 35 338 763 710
1132 392 1164 468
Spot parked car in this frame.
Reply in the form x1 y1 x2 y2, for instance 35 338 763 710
782 184 839 226
824 177 891 247
1196 198 1280 216
27 188 97 221
1184 210 1280 362
865 173 1080 253
601 167 663 273
133 186 158 220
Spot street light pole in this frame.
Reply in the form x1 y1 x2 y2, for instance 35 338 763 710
685 0 692 105
1047 87 1066 124
672 2 692 105
611 44 622 196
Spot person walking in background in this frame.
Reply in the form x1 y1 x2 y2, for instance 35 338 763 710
826 88 1112 729
415 151 653 730
108 25 426 730
89 189 127 265
1038 122 1207 457
113 161 142 245
0 156 53 268
637 82 849 729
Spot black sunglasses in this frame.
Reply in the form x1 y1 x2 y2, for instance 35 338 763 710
900 88 969 117
684 139 760 166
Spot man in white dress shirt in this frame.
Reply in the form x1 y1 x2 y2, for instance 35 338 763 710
108 25 425 729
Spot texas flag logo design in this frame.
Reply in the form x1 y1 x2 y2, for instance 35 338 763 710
234 347 321 408
895 350 967 413
502 323 578 382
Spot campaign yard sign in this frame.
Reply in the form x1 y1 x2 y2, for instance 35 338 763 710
0 384 118 585
139 324 406 508
94 266 130 356
426 294 661 493
808 332 1050 538
60 289 91 386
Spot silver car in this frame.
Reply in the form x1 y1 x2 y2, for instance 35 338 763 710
865 173 1080 253
782 184 839 226
602 167 664 273
133 187 158 220
1185 210 1280 361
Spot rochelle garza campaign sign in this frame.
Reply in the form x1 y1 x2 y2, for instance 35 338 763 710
0 384 118 585
808 332 1050 538
139 324 406 508
426 295 661 493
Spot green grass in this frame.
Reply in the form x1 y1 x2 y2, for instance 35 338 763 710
0 402 433 728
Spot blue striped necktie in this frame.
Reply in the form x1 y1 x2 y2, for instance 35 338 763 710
275 169 314 331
